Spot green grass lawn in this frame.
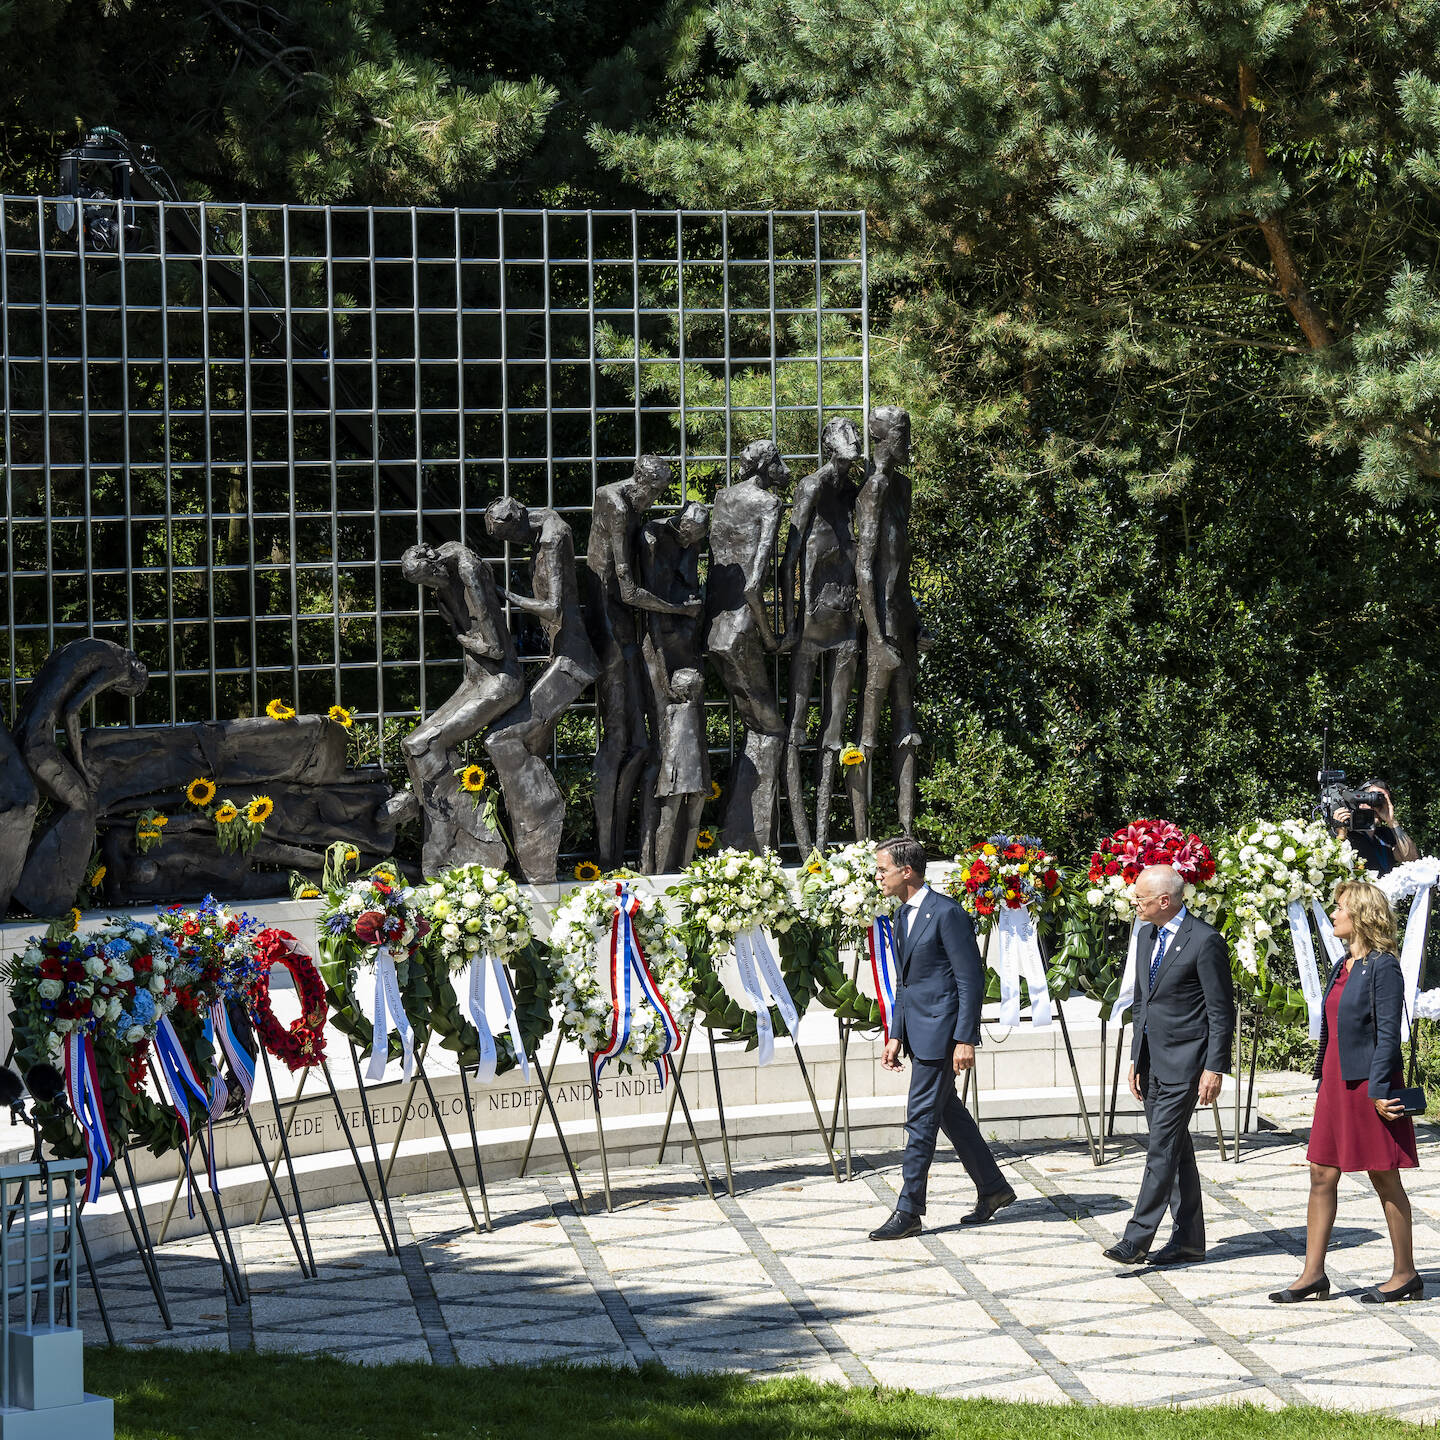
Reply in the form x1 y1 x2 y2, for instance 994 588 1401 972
84 1348 1423 1440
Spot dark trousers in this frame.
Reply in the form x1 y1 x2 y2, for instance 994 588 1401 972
1122 1069 1205 1251
897 1057 1006 1216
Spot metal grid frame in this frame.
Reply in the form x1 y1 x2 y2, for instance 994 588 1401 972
1 201 868 760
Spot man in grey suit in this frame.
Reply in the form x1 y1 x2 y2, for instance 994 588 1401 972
869 836 1016 1240
1104 863 1235 1266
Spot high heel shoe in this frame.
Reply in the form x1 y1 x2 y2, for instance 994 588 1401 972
1268 1276 1330 1303
1360 1275 1424 1304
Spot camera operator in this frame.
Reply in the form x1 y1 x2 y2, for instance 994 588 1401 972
1332 779 1418 878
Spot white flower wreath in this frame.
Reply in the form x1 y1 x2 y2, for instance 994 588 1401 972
1213 817 1364 978
680 848 801 943
796 841 893 940
422 865 533 970
547 879 693 1071
1377 858 1440 1023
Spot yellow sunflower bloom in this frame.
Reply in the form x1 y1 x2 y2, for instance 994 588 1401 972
708 780 722 801
696 828 716 851
573 861 601 882
459 764 487 794
214 802 239 824
137 828 161 842
839 744 866 767
246 796 274 825
807 860 824 874
328 705 354 728
373 871 397 885
344 848 360 864
88 865 107 887
186 777 217 807
265 698 297 721
151 814 169 828
298 886 321 899
66 908 81 932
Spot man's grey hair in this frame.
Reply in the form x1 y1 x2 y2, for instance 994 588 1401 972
1138 863 1185 902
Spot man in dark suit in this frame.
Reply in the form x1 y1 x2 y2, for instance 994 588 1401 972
1105 863 1235 1266
869 836 1016 1240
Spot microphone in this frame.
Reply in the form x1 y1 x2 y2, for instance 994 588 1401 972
0 1068 23 1111
25 1064 65 1107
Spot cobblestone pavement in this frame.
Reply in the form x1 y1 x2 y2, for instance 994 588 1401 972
81 1081 1440 1419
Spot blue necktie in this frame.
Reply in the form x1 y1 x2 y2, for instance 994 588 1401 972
1148 927 1169 992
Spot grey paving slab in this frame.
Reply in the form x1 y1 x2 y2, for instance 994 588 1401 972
70 1084 1440 1422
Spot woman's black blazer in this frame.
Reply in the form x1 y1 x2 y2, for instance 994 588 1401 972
1312 949 1405 1100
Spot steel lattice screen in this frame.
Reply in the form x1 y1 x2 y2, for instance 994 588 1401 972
0 201 868 768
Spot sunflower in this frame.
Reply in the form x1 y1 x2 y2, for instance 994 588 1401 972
151 814 169 828
373 870 398 885
265 698 297 721
839 744 866 767
708 780 722 801
88 865 107 887
66 908 81 932
344 848 360 864
807 859 824 875
297 887 320 899
246 795 275 825
573 861 602 882
214 802 239 824
459 764 487 794
328 705 354 729
696 828 716 851
137 828 161 843
186 777 217 807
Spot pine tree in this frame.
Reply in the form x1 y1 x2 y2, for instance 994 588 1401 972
592 0 1440 499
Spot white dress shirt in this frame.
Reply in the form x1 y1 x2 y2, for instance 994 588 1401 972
1149 905 1187 973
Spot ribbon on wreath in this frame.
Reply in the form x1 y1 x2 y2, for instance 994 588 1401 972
62 1032 113 1206
865 915 899 1042
207 998 256 1110
361 944 415 1083
1284 901 1327 1040
152 1012 221 1209
461 954 531 1084
1398 885 1433 1042
993 907 1054 1029
731 926 800 1068
1111 922 1143 1016
591 882 681 1086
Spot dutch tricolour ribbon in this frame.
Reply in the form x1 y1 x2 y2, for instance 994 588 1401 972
455 954 531 1084
1112 922 1143 1015
1284 901 1327 1040
865 915 899 1042
360 944 415 1082
994 907 1054 1029
62 1032 113 1206
590 882 681 1086
730 926 800 1069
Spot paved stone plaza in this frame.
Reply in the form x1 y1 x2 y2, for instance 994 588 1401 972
81 1076 1440 1420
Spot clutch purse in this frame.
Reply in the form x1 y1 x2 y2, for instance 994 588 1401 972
1396 1086 1427 1118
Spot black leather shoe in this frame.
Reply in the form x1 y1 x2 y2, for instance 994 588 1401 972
1149 1243 1205 1268
1268 1276 1330 1303
1360 1275 1424 1304
960 1186 1017 1226
869 1209 922 1242
1102 1238 1149 1264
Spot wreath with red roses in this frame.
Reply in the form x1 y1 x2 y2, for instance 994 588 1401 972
248 928 328 1070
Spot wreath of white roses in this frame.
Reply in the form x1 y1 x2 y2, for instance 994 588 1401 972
679 848 802 947
796 841 893 941
1378 858 1440 1022
1213 817 1365 979
422 865 533 970
547 879 693 1071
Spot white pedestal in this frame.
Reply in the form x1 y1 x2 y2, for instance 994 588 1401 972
0 1328 112 1440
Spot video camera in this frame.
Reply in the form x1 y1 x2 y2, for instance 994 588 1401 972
1318 770 1388 834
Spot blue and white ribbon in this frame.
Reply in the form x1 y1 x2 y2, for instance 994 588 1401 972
208 998 256 1110
153 1012 222 1206
730 926 799 1068
63 1032 113 1206
865 915 899 1042
363 945 415 1083
591 883 681 1086
460 955 531 1084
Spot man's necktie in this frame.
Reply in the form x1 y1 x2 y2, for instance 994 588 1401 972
896 905 911 956
1148 927 1169 991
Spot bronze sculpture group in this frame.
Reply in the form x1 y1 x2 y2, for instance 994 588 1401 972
0 405 923 912
403 404 923 885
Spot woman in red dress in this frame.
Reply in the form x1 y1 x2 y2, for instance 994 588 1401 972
1270 880 1421 1304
